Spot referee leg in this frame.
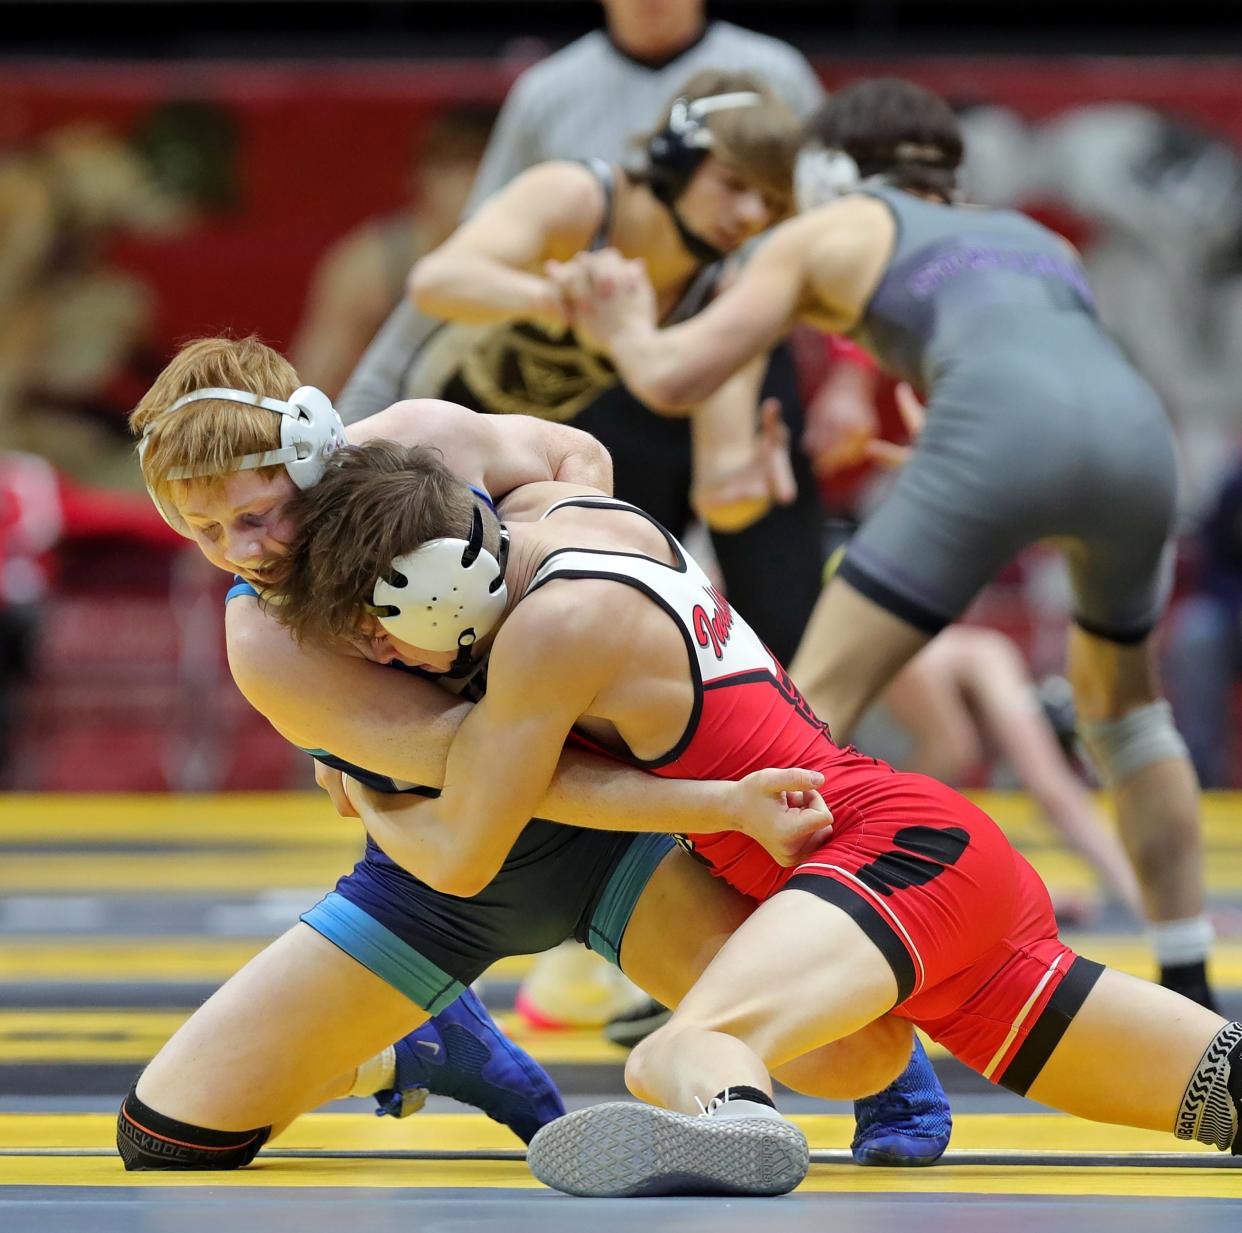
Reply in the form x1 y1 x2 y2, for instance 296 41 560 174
711 343 825 664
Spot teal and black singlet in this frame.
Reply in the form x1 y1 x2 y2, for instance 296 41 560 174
837 186 1178 642
225 579 673 1013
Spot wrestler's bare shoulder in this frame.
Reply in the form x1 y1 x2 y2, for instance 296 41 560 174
497 479 607 522
224 595 305 681
499 572 641 670
345 398 478 448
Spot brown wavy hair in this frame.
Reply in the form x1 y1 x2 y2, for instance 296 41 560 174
805 78 963 202
265 440 501 646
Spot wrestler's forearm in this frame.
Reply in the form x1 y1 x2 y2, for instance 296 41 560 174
356 743 740 835
410 252 563 326
286 694 724 832
348 744 750 891
347 765 738 897
539 749 739 835
280 659 727 832
606 319 729 412
346 786 472 895
315 712 739 843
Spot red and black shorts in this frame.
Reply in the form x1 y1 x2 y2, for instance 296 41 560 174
775 774 1103 1094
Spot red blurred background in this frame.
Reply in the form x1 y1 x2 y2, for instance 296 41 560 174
5 54 1241 791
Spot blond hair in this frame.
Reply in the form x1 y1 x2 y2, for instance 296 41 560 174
640 70 801 210
131 336 299 505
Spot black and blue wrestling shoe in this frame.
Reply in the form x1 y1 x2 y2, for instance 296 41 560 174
851 1036 951 1166
374 987 565 1143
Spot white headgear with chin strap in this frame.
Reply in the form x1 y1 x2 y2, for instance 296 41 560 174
138 385 346 536
665 90 764 151
370 503 510 660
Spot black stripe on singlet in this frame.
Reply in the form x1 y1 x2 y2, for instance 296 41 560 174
574 157 617 251
526 496 703 769
781 872 918 1004
835 553 951 637
995 956 1105 1096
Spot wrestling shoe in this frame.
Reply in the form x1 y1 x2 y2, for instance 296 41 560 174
374 987 565 1143
527 1093 809 1197
602 996 673 1048
851 1036 951 1166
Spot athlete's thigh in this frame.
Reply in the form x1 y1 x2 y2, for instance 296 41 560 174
619 845 755 1008
665 887 900 1071
831 437 1026 637
137 923 426 1130
622 848 912 1097
790 574 933 737
1068 625 1164 721
773 1016 914 1100
1025 965 1224 1132
1060 379 1177 647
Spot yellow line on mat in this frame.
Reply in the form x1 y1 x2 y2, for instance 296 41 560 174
5 939 1242 988
0 1111 1216 1153
0 1113 1236 1195
5 791 1242 850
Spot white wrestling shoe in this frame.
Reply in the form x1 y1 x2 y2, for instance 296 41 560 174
526 1093 809 1197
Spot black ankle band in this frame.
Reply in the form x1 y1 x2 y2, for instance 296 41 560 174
713 1085 776 1109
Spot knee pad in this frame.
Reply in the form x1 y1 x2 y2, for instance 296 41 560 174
116 1085 270 1171
1175 1021 1242 1153
1078 699 1189 788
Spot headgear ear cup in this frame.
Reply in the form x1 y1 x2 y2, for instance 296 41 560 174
137 385 347 537
645 90 764 205
282 386 348 488
793 145 865 211
371 503 510 656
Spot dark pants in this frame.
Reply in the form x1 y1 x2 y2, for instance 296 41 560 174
0 603 37 780
573 344 824 665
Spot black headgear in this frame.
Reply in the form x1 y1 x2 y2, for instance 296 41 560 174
646 91 763 264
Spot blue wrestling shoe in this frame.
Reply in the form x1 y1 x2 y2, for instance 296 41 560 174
374 987 565 1143
851 1036 951 1166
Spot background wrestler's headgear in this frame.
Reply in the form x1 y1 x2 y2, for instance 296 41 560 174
646 91 764 204
796 78 964 211
639 70 797 262
137 385 346 536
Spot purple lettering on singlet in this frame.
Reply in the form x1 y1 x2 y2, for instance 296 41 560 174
906 246 1095 307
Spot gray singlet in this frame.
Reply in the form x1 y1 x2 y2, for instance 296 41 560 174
838 185 1178 642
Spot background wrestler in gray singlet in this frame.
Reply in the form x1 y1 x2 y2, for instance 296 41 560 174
837 184 1178 644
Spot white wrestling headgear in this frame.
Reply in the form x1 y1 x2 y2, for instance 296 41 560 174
137 386 347 536
370 502 510 660
795 140 957 211
663 91 764 153
794 144 869 211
